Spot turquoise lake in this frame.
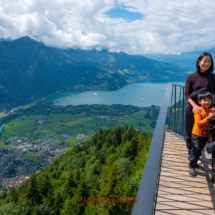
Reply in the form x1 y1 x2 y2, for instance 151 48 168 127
48 82 185 107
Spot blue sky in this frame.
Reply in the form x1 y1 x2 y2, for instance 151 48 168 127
0 0 215 54
105 6 143 21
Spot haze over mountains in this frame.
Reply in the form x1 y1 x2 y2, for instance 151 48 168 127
144 50 215 70
0 37 189 110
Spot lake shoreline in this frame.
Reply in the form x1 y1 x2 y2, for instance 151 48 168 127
54 78 186 98
0 79 186 120
64 78 186 93
48 81 185 108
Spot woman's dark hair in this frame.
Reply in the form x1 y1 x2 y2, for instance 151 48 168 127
196 52 214 73
197 91 212 101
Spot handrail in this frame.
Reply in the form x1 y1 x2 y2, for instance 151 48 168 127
131 83 173 215
172 83 185 87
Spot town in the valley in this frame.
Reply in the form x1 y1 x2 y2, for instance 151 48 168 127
0 105 159 194
0 128 90 194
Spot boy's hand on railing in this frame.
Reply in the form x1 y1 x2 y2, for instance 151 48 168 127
208 113 215 118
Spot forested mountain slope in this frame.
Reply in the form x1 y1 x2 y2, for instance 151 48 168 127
0 125 151 214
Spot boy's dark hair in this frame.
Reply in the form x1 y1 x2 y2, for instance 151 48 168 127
196 52 214 73
197 91 212 101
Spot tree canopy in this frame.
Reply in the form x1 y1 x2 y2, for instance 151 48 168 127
0 125 151 214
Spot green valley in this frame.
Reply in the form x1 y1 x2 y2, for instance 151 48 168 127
1 109 156 141
0 103 159 195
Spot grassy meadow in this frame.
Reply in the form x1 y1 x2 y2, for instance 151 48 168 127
63 137 82 150
1 114 107 140
0 111 156 149
22 153 40 159
119 112 154 133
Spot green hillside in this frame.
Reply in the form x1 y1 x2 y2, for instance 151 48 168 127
0 37 188 110
0 126 151 214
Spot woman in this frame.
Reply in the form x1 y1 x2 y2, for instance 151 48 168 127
185 52 215 164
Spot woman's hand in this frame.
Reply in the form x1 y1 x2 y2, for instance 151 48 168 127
192 105 202 114
188 98 202 114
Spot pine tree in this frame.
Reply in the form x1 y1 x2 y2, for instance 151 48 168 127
61 196 73 215
25 174 41 206
0 202 18 215
1 190 7 200
84 179 100 214
32 204 42 215
43 190 55 210
129 137 138 160
10 189 19 204
73 168 81 185
120 182 134 213
64 170 76 197
38 173 52 197
53 192 63 215
123 137 138 160
16 197 30 215
39 202 55 215
98 164 122 214
115 126 122 145
122 126 135 143
70 181 86 215
112 135 118 147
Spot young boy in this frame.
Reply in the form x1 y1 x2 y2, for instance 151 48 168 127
189 91 214 177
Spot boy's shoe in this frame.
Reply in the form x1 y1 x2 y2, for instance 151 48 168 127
188 158 202 165
189 167 196 177
195 164 204 171
197 158 202 165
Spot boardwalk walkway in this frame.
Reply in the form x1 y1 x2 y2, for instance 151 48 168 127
155 132 215 215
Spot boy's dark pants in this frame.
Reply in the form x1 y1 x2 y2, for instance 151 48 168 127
185 105 194 159
189 134 207 168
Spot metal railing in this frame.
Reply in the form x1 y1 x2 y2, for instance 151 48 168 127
168 84 186 138
131 83 185 215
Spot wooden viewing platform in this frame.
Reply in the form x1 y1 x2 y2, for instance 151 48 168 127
155 132 215 215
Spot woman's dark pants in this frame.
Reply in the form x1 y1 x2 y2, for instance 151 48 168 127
185 105 194 159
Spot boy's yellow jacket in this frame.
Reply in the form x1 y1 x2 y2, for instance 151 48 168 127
192 108 211 137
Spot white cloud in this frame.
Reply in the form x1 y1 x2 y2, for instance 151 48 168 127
0 0 215 54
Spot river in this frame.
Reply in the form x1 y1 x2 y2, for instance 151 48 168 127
0 123 5 133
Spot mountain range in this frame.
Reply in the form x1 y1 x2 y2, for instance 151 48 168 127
144 50 215 70
0 37 189 110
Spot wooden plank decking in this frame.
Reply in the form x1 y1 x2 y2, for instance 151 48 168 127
155 132 215 215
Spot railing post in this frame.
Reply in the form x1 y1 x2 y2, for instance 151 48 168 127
174 85 176 133
176 87 181 135
168 86 174 130
182 87 185 137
